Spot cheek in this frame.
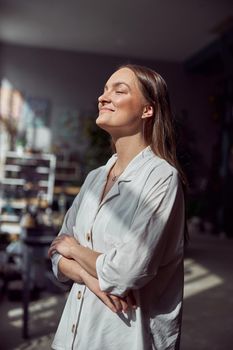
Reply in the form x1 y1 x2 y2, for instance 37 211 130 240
118 100 143 119
116 97 139 111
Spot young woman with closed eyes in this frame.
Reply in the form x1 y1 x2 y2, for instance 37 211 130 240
49 64 185 350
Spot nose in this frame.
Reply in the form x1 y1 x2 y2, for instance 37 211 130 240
98 90 111 104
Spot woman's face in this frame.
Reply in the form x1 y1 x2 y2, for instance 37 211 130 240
96 68 148 136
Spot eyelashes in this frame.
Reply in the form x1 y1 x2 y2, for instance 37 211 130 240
115 90 125 94
99 87 128 99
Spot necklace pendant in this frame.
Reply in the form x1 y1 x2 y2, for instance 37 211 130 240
112 175 117 182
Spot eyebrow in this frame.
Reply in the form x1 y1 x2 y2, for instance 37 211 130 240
104 81 131 91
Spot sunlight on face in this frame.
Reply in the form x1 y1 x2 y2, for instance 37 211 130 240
96 68 146 136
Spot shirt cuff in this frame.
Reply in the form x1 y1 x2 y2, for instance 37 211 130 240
96 253 126 296
51 252 70 283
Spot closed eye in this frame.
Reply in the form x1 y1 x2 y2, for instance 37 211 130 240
115 90 126 94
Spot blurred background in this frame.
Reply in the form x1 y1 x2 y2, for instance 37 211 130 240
0 1 233 349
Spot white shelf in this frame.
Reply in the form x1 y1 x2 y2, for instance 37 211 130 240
0 151 56 212
1 178 25 185
0 151 57 236
5 165 21 172
0 199 26 209
0 214 19 222
5 151 55 161
38 180 49 187
0 223 21 235
36 167 50 174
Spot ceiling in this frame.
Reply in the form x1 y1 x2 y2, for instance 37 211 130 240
0 0 233 62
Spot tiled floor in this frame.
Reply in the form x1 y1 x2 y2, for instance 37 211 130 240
0 231 233 350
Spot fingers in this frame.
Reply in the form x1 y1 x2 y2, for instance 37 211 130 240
48 247 52 258
48 245 56 258
48 239 59 258
98 292 137 314
109 291 137 313
126 295 137 310
97 293 118 313
84 273 136 314
109 295 124 313
120 299 129 313
126 291 137 310
108 294 136 313
48 242 56 258
48 234 79 258
97 292 127 313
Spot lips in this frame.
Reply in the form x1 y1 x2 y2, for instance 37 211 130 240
99 107 115 113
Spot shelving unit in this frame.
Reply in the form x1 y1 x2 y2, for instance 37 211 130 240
0 151 56 235
53 156 81 197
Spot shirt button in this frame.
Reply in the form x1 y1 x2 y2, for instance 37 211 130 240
77 290 82 300
72 324 76 333
86 232 91 242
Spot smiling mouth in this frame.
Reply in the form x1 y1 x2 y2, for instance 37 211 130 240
99 108 114 113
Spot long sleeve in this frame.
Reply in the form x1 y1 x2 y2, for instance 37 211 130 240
51 151 185 350
96 169 184 296
51 193 81 282
50 168 104 282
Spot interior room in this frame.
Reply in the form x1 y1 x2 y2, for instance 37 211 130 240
0 1 233 349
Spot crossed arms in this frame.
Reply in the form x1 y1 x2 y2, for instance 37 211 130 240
48 234 136 313
48 170 181 313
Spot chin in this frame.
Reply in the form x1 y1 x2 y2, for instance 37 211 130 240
96 118 113 134
96 122 110 132
96 114 109 127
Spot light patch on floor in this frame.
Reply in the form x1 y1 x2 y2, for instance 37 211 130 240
184 258 223 299
7 295 65 330
10 310 56 328
8 296 61 319
13 333 54 350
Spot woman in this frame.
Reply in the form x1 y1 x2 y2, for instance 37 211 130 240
48 64 185 350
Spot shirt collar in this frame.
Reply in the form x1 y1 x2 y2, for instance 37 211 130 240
104 146 155 182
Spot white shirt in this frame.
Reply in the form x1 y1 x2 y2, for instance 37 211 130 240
51 147 185 350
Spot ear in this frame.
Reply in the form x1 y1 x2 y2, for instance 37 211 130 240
142 105 153 119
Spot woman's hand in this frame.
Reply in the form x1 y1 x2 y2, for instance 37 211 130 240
48 234 79 259
81 269 137 313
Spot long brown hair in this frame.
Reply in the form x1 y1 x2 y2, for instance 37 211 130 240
120 64 187 185
120 64 189 243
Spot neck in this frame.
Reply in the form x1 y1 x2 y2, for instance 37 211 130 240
112 133 149 173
